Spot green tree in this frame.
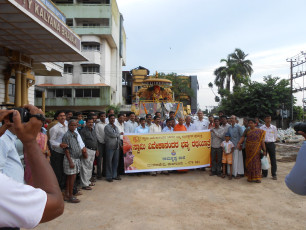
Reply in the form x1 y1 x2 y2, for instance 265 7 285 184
293 106 303 121
219 76 294 119
229 48 253 89
214 48 253 95
157 72 194 100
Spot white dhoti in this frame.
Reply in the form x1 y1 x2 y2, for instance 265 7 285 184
228 149 244 176
80 148 96 187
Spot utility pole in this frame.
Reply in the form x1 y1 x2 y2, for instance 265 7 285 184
288 59 294 120
286 51 306 121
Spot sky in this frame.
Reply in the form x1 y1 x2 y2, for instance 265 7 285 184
117 0 306 111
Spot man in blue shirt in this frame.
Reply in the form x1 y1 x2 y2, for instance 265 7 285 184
162 119 173 132
228 115 244 178
285 130 306 195
135 118 149 134
0 120 24 184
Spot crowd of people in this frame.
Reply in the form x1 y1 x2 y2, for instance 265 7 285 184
0 107 278 206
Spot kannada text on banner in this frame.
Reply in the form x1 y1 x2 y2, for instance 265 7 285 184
123 131 211 173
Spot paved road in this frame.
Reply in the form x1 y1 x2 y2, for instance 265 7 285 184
35 162 306 230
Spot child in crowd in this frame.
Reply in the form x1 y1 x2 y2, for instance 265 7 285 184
76 112 85 130
221 133 234 180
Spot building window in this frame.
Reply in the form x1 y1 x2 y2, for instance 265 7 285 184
53 0 73 3
8 78 15 103
82 43 100 51
47 89 72 98
35 90 43 98
83 23 100 27
64 65 73 74
66 19 73 27
133 86 141 93
75 88 100 98
82 65 100 74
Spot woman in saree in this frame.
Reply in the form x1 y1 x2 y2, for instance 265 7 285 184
238 118 266 183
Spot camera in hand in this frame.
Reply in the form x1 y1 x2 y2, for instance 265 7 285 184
293 122 306 135
8 108 30 123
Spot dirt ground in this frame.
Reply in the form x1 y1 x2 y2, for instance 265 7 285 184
35 145 306 230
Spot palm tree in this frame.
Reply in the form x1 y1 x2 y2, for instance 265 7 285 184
213 48 253 93
213 66 226 91
229 48 253 87
214 57 235 91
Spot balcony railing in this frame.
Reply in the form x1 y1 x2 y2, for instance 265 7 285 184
70 26 111 35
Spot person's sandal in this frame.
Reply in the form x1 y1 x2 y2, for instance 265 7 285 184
75 191 83 196
221 174 226 178
68 197 80 203
256 180 261 183
89 183 95 186
82 186 92 190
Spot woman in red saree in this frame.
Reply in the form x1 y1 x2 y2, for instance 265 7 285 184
238 118 266 183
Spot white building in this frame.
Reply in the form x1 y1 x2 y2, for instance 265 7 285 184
35 0 126 112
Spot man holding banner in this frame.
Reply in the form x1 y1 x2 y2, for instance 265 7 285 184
210 117 224 176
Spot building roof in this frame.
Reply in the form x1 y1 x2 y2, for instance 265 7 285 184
0 0 87 62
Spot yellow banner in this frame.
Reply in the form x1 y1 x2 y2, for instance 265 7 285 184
123 131 211 173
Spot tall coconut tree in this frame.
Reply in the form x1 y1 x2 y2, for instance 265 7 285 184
214 57 235 92
229 48 253 87
214 48 253 93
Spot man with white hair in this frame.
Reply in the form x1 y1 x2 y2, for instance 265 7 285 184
184 116 195 131
193 110 209 130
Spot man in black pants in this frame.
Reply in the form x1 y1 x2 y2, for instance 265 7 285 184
260 115 278 180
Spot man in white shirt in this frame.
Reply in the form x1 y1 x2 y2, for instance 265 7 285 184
0 105 64 229
150 116 163 175
260 115 278 180
184 115 195 131
49 111 86 189
193 110 209 130
124 112 138 133
95 112 107 179
145 114 153 128
150 116 162 133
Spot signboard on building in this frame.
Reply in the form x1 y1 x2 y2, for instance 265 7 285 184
10 0 80 50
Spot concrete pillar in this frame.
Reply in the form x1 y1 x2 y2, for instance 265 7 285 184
21 71 28 106
4 78 10 104
15 67 22 107
42 91 45 114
